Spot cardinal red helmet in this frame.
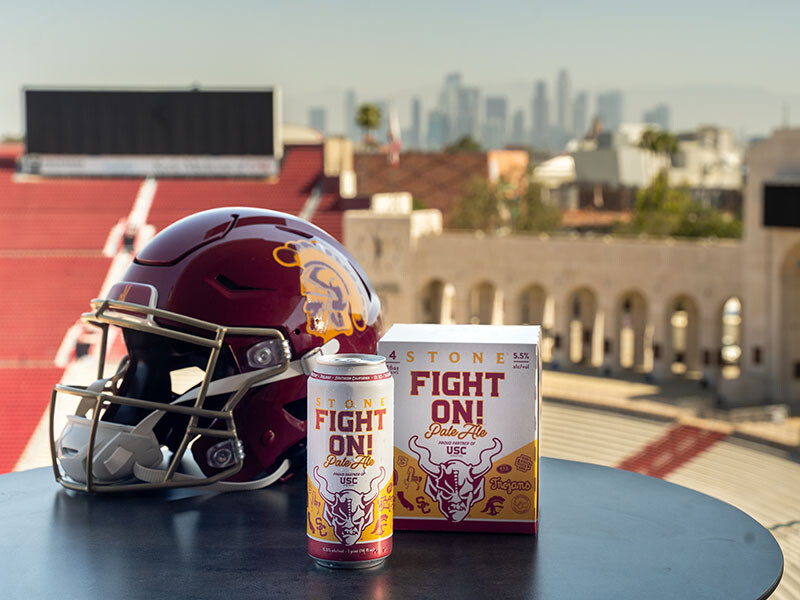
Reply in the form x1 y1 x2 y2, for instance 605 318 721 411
51 207 382 492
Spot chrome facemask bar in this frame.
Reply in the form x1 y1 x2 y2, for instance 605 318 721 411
50 298 290 493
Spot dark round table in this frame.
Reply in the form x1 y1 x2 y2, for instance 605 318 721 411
0 458 782 599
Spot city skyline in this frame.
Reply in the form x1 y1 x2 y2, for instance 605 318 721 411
299 77 797 148
307 71 722 152
325 71 608 152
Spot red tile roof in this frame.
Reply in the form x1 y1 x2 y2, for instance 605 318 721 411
354 151 488 222
562 210 631 229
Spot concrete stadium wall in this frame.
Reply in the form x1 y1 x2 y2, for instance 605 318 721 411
345 128 800 408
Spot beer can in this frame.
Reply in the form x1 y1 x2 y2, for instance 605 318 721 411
307 354 394 569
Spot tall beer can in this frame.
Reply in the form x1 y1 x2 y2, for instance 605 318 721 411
307 354 394 568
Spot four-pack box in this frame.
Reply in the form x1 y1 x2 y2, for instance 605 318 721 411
378 324 540 534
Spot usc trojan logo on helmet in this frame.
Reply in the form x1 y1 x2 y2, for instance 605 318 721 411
274 240 369 343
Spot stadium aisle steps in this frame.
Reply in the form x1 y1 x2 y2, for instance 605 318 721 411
617 424 728 478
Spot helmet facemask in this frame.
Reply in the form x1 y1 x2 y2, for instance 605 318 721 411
50 296 304 493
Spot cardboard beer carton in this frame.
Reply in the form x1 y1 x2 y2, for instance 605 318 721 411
378 324 540 534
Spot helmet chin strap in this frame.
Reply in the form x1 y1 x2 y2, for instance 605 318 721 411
131 453 292 491
57 339 339 490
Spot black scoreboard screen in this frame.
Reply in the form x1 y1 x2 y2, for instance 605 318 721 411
25 89 277 156
763 184 800 228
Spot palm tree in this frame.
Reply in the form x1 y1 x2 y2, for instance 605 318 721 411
639 128 679 156
355 103 382 147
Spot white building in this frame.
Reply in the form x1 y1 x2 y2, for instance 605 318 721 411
670 126 742 192
572 126 670 188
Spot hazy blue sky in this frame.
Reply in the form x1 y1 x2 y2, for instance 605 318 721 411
1 0 799 137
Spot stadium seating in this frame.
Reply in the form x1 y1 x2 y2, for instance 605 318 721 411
0 167 137 472
0 367 64 474
0 142 22 170
310 211 344 241
0 177 140 249
0 142 347 472
147 145 325 231
0 257 111 361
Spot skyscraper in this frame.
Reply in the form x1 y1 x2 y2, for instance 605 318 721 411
309 107 326 134
427 109 449 149
439 72 462 144
556 69 571 136
511 109 525 146
455 87 480 141
596 91 624 132
344 90 357 141
409 97 422 149
486 96 507 122
572 92 588 138
643 103 671 130
532 80 550 148
482 96 508 149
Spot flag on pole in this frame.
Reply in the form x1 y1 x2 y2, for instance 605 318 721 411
387 103 402 166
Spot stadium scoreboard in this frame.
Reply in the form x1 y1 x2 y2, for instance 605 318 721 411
22 88 282 177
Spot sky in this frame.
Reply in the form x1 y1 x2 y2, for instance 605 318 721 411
1 0 799 139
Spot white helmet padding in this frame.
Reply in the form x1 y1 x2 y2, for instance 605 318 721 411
56 416 163 484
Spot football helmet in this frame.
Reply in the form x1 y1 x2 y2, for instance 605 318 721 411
50 207 382 492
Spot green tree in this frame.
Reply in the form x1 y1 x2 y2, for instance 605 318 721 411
673 203 742 238
449 178 563 234
445 135 481 153
619 171 741 238
639 128 678 156
449 176 500 232
355 103 381 146
512 184 562 233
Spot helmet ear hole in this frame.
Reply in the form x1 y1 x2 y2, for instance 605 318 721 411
283 397 306 421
